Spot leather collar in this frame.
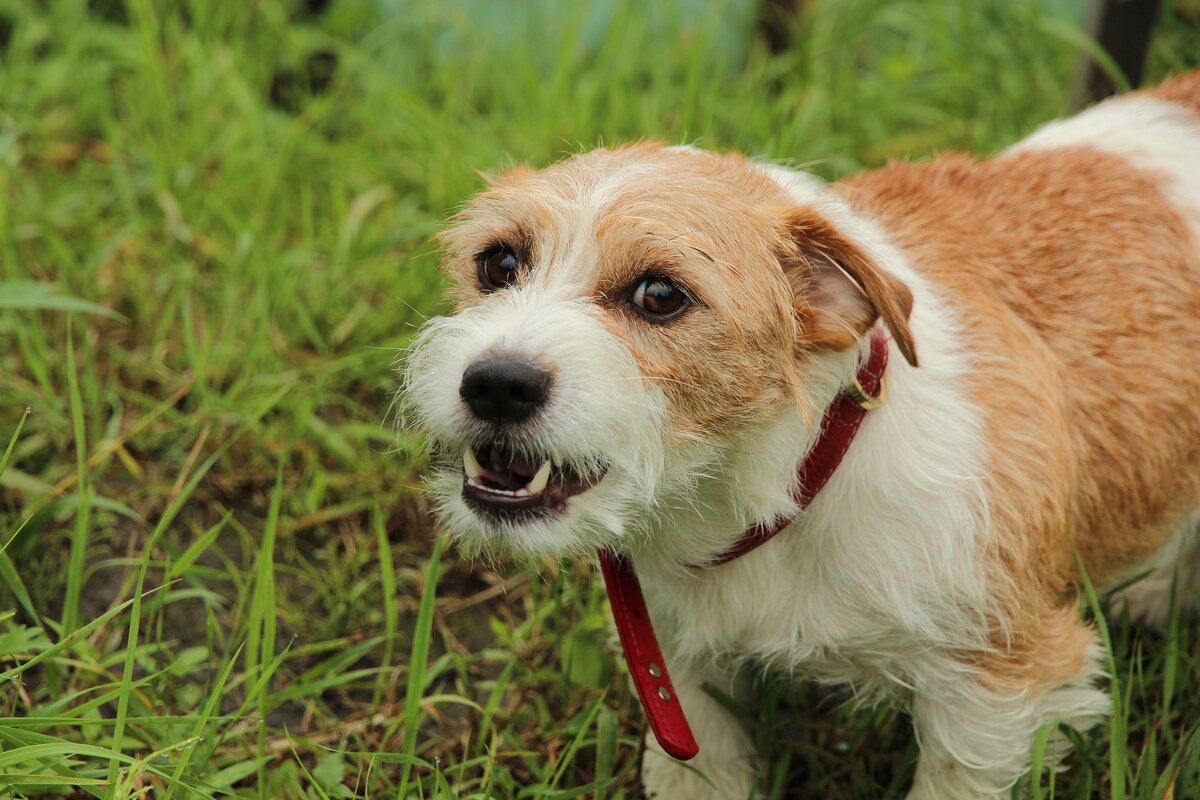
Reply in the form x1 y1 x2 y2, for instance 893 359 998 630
597 330 890 761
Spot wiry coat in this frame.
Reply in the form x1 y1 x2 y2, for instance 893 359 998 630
405 72 1200 798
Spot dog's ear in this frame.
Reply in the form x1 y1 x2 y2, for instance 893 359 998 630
782 208 918 367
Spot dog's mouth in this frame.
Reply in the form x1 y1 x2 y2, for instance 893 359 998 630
461 442 607 516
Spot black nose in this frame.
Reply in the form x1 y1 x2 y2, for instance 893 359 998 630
459 357 552 423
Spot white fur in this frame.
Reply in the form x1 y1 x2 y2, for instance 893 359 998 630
640 662 759 799
907 641 1109 799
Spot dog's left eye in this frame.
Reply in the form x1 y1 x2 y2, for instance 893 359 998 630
477 245 520 291
631 276 689 320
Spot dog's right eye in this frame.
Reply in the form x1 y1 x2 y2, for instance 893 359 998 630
630 275 690 321
477 245 520 291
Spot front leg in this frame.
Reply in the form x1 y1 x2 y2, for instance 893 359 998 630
640 659 758 800
906 610 1109 799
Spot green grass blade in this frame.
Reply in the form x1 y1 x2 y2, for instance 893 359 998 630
199 643 293 766
397 533 444 798
0 741 140 769
1029 721 1053 800
1076 552 1126 800
0 407 29 483
164 508 233 581
105 387 290 792
0 281 124 319
159 643 245 800
373 503 399 707
247 463 283 800
0 774 108 787
0 589 156 682
61 317 90 637
543 694 607 797
593 704 618 799
0 551 41 628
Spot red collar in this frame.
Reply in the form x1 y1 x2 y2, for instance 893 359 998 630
597 331 890 761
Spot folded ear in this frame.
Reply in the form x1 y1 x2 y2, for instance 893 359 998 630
782 208 919 367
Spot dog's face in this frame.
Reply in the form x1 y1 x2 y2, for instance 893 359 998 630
405 144 915 558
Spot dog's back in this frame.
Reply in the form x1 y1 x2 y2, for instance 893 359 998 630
842 73 1200 597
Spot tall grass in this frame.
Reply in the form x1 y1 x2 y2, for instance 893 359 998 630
0 0 1197 797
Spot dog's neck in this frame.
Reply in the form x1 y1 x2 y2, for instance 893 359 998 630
622 333 875 575
597 328 891 761
697 331 890 565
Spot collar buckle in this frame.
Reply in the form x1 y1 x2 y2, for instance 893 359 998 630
845 371 887 410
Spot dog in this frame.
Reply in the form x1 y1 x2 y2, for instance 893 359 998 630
404 70 1200 798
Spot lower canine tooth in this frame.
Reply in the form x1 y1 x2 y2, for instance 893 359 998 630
528 460 552 494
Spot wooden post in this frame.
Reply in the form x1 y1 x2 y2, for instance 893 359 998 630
758 0 815 53
1071 0 1163 106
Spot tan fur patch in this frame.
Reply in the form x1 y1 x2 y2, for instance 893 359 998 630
842 143 1200 686
1151 70 1200 113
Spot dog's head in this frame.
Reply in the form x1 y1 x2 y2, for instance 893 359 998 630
404 143 916 559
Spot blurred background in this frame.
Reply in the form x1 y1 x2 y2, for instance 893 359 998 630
1 1 1198 797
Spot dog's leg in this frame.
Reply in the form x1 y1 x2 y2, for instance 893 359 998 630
1110 512 1200 627
640 661 758 800
906 612 1110 800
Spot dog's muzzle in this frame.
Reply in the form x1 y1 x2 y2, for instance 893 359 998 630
456 355 608 518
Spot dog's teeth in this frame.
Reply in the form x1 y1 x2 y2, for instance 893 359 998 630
528 460 552 494
464 447 485 480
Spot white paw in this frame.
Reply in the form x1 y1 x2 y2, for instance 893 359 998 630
641 747 756 800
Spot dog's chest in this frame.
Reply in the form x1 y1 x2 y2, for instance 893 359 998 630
641 540 939 685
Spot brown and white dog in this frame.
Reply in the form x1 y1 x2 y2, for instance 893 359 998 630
404 72 1200 798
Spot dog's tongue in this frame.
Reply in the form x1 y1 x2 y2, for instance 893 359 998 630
485 445 536 488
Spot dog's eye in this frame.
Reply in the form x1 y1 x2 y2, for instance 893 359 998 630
477 245 520 291
631 276 689 320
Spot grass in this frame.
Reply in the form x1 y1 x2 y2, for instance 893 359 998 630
0 0 1198 797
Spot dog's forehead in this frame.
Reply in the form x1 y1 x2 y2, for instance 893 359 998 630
455 145 795 287
539 145 790 223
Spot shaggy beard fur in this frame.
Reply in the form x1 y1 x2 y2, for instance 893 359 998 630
405 282 726 559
